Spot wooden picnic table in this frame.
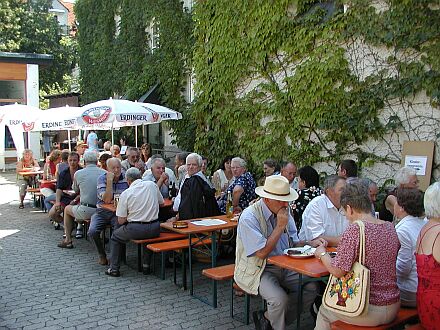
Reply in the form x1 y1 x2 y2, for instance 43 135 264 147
101 198 174 213
267 247 337 329
161 214 238 307
39 179 57 185
18 168 43 188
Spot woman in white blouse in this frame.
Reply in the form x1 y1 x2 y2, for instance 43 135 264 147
212 155 234 193
394 187 427 307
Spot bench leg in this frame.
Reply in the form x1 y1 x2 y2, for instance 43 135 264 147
230 280 234 319
137 244 142 272
244 293 250 325
189 234 193 295
173 251 177 285
160 252 166 280
182 250 187 290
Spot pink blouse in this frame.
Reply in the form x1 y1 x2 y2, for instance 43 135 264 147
332 221 400 306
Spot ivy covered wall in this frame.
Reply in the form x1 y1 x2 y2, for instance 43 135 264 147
74 0 194 148
192 0 440 182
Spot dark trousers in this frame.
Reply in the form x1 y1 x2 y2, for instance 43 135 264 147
88 208 118 257
109 221 160 271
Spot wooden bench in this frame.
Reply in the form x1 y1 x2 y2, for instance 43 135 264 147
202 264 257 325
331 307 418 330
26 187 44 209
405 324 424 330
131 232 186 272
147 237 212 289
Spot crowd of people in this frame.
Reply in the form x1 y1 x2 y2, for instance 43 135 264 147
15 142 439 330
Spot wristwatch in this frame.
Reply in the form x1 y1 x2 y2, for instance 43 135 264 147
318 251 328 260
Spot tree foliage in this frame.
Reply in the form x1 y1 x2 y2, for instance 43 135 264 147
0 0 77 93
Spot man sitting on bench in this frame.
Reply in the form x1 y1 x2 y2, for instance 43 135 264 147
235 176 326 330
106 167 164 277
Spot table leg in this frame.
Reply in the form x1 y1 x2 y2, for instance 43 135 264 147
297 273 303 329
211 231 218 308
188 233 193 295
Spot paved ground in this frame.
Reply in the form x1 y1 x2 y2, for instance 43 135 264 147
0 171 315 330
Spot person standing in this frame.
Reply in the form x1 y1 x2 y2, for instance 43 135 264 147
105 168 164 277
86 131 99 152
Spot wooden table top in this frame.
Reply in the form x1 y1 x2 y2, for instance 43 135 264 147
160 214 237 234
101 198 174 212
39 179 57 185
267 247 337 278
18 169 43 176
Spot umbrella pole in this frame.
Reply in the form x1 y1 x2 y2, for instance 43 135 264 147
135 125 138 148
68 130 71 151
111 128 114 145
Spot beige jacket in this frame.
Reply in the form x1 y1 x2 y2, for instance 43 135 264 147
234 200 268 295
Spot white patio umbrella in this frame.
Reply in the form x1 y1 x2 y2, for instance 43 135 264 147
78 99 182 146
0 103 43 155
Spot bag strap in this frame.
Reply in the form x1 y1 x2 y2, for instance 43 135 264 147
354 220 366 265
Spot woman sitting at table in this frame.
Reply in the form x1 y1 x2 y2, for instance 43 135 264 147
394 187 426 307
40 149 61 197
314 179 400 329
140 143 152 170
16 149 40 209
415 182 440 329
212 155 234 194
291 165 323 231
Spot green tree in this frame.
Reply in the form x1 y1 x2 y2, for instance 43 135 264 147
0 0 77 93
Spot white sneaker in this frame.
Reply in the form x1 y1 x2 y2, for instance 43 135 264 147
75 224 84 239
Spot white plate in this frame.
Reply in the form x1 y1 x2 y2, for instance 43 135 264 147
283 246 316 259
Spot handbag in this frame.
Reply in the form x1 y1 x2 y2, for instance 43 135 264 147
322 220 370 317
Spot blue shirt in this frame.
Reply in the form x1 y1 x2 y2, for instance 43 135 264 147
237 200 299 258
86 132 98 151
96 172 129 207
219 171 256 213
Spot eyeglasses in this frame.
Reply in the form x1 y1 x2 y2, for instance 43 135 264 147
231 166 243 170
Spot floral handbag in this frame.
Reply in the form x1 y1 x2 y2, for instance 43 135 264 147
322 220 370 317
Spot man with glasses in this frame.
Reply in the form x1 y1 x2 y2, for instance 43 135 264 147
121 147 145 174
218 157 256 215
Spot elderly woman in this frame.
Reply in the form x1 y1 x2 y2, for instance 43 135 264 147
314 179 400 329
415 182 440 329
218 157 256 214
394 188 426 307
110 145 123 160
212 155 234 193
381 166 419 222
291 165 323 231
16 149 40 209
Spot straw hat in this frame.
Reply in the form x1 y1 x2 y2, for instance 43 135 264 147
255 175 299 202
75 140 88 149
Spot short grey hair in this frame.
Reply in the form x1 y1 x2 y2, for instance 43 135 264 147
186 153 202 166
424 182 440 219
125 167 142 182
83 150 98 164
231 157 246 168
395 166 417 186
106 157 121 167
103 141 111 151
324 175 345 193
361 178 377 188
151 157 166 167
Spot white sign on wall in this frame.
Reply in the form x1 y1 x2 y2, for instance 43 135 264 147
404 155 428 176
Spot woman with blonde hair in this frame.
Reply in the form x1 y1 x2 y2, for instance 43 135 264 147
415 182 440 329
16 149 40 209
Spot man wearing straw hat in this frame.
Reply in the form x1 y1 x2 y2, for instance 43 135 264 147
235 175 326 330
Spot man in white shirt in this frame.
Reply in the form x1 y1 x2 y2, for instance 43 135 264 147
105 167 164 277
299 175 348 246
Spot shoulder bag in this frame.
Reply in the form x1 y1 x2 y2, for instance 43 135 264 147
322 220 370 317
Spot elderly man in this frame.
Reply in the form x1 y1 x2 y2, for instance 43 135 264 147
142 157 169 198
380 166 419 222
48 152 81 224
58 151 105 248
121 147 145 174
105 168 164 277
218 157 256 214
173 153 219 219
88 158 129 265
235 176 325 330
299 175 347 246
279 161 298 189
